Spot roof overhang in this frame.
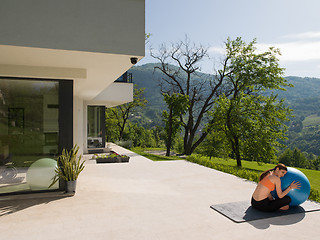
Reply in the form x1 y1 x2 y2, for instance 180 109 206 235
0 44 143 100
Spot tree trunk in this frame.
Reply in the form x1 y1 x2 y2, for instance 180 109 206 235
166 130 172 156
184 137 194 155
166 144 171 157
118 120 126 141
166 109 173 156
235 152 242 167
234 136 242 167
184 145 192 155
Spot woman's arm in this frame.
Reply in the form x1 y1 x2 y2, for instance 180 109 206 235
275 177 301 199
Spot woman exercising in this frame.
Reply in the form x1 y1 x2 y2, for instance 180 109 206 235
251 163 301 212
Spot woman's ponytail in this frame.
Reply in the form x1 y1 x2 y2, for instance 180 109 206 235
259 163 287 181
259 168 274 181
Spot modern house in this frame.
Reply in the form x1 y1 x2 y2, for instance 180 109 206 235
0 0 145 195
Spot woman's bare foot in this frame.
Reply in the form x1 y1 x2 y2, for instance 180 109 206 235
280 205 289 210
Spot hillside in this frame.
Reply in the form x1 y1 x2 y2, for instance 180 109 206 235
130 63 164 110
129 64 164 127
129 63 320 156
278 76 320 101
131 64 320 117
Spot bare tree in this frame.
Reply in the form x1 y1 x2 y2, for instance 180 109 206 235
151 37 230 155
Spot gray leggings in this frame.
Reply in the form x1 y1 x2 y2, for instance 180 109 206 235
251 196 291 212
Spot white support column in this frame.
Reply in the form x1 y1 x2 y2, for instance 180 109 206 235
73 96 85 155
83 102 88 153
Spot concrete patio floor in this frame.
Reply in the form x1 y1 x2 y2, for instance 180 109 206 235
1 143 320 240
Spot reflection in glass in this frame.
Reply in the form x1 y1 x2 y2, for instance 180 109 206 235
0 78 59 194
87 106 105 149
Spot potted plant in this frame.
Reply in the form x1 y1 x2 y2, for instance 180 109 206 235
49 144 85 194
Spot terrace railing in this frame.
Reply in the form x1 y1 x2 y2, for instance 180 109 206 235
114 72 133 83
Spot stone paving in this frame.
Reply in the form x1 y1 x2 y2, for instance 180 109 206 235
0 143 319 240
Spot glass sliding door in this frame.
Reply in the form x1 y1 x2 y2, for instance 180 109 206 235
0 78 60 194
87 106 105 149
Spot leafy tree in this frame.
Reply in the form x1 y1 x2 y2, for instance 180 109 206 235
196 129 230 159
292 148 307 168
278 148 308 168
105 107 120 142
151 126 164 148
123 123 157 148
278 148 293 166
209 37 292 167
312 157 320 170
107 85 147 141
162 93 189 156
211 93 291 166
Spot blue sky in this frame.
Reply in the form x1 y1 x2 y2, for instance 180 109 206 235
138 0 320 78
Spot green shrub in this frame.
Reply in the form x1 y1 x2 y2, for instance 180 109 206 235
310 188 320 203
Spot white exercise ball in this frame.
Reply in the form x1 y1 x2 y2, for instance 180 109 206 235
26 158 58 190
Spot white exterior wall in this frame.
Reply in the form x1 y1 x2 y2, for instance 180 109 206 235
88 82 134 107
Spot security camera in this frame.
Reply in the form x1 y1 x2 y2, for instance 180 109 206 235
130 57 138 65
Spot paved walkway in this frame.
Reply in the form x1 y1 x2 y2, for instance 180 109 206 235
0 143 319 239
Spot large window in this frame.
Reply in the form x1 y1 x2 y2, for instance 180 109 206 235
87 106 105 149
0 78 60 194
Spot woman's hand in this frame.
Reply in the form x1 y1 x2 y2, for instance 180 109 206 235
268 193 274 200
290 180 301 190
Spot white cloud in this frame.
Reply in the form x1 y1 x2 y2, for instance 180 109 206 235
257 41 320 62
208 40 320 63
207 32 320 63
208 46 225 55
281 31 320 40
257 31 320 62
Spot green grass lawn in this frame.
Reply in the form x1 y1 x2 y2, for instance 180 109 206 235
187 155 320 202
131 147 182 161
130 148 320 202
302 114 320 127
199 156 320 193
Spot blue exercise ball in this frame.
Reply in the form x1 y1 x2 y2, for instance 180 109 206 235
272 167 310 206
